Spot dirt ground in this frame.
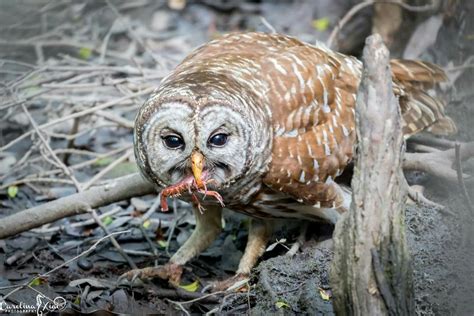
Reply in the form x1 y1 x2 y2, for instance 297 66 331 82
0 1 473 315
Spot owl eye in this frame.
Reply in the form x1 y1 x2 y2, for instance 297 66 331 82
162 134 184 149
208 133 228 147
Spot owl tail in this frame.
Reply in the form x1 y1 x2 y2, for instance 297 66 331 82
390 59 457 137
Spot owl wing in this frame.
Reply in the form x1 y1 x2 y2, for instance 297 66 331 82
260 44 456 209
390 59 457 136
261 45 358 209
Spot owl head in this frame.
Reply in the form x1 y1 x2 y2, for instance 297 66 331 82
134 73 273 200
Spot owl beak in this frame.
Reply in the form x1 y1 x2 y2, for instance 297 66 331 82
191 151 204 184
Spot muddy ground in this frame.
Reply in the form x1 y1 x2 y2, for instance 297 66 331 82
0 1 473 315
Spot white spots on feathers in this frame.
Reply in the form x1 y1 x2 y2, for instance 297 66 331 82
269 58 287 75
324 143 331 156
332 115 338 128
342 124 349 137
313 159 319 170
291 62 306 91
306 140 314 157
282 129 298 138
298 171 306 183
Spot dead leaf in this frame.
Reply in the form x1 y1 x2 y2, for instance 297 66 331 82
265 238 287 252
69 278 115 289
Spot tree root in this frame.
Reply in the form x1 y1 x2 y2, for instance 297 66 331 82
403 142 474 184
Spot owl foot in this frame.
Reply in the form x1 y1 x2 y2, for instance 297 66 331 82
118 263 183 287
286 222 308 256
211 273 250 292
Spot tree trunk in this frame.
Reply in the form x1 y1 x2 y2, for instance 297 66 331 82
330 34 414 315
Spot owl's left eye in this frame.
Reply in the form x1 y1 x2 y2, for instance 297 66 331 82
208 133 228 147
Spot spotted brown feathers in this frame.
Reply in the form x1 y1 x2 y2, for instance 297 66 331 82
135 32 456 221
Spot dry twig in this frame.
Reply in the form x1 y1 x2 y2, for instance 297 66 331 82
2 87 154 151
88 207 137 269
21 103 82 191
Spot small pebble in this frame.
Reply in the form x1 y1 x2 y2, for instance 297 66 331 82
131 197 151 211
77 258 93 271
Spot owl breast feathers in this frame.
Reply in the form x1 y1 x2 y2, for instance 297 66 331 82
134 32 456 222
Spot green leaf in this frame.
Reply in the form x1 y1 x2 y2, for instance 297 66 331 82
157 240 168 248
275 300 290 309
7 186 18 198
93 157 114 167
179 280 199 292
102 216 113 226
319 288 332 301
312 17 330 31
78 47 92 60
142 220 151 229
29 278 42 286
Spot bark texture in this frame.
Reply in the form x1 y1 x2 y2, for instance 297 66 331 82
0 173 155 239
330 34 414 315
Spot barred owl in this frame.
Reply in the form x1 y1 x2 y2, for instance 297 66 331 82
126 32 456 287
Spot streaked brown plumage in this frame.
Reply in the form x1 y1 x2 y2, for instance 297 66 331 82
128 32 456 287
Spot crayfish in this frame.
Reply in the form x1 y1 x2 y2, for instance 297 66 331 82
160 174 224 213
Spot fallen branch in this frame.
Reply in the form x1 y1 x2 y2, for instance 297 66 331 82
0 173 155 239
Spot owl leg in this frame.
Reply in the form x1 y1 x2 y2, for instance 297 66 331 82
213 219 272 291
170 205 222 266
120 205 222 286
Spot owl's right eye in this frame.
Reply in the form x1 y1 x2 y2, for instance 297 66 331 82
162 135 184 149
